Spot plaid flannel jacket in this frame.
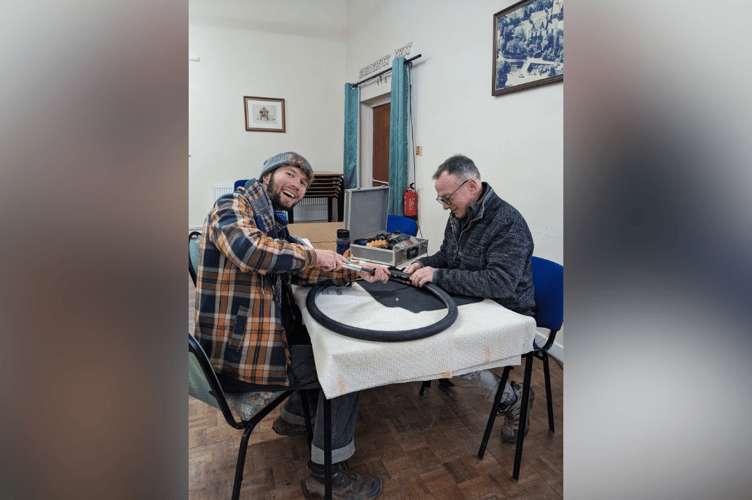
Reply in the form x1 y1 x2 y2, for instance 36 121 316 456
194 179 355 386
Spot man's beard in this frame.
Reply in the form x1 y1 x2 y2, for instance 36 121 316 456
266 176 298 211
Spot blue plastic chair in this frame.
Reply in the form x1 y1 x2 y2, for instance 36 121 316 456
477 256 563 480
386 214 417 236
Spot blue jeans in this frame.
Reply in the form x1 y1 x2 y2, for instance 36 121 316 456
285 344 359 465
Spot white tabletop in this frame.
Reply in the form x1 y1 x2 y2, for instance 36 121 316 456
293 283 537 399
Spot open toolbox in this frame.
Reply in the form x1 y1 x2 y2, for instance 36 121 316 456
343 186 427 267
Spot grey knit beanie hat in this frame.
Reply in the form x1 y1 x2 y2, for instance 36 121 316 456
260 151 313 180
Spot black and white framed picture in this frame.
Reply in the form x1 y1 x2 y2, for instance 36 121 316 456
492 0 564 96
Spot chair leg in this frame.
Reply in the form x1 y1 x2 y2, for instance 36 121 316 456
231 423 257 500
477 366 512 459
301 390 314 450
542 352 555 433
324 397 332 500
512 352 535 481
419 380 431 395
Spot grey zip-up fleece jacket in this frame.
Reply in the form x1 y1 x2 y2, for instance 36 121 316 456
417 183 535 316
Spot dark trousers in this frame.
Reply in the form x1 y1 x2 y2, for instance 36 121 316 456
285 344 359 464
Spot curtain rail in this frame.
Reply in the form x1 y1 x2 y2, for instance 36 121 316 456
351 54 421 88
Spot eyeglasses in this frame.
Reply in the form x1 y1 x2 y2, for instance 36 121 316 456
436 179 469 205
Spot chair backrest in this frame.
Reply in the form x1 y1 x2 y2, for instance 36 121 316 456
531 256 563 333
189 333 290 428
189 334 223 410
189 231 201 285
234 179 249 191
386 214 417 236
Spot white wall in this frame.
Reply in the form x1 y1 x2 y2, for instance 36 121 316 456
189 14 347 228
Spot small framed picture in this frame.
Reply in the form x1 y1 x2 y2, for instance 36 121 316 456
493 0 564 96
244 96 285 132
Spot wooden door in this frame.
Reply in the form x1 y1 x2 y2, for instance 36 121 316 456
372 102 390 187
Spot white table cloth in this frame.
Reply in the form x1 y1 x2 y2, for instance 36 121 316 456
293 283 536 399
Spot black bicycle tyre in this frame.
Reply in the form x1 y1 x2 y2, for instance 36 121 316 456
305 272 458 342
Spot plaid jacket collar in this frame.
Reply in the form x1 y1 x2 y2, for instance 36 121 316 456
242 178 288 240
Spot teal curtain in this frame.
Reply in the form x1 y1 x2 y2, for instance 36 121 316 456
343 83 360 191
388 57 409 216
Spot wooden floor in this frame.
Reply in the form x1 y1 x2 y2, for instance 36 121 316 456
189 277 563 499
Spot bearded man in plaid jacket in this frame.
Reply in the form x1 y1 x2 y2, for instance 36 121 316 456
194 151 388 500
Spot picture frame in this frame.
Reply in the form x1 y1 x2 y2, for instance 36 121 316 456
244 96 285 132
492 0 564 96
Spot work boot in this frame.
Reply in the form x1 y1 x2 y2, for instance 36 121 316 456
272 390 317 436
498 381 534 443
272 417 308 436
305 460 382 499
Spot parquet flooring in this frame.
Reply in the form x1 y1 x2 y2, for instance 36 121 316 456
189 277 563 499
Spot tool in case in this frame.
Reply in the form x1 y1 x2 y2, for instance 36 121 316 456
343 186 428 267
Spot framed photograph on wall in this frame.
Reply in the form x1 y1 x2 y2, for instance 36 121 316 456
244 96 285 132
492 0 564 96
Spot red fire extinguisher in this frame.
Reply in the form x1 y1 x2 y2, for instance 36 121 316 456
404 183 417 220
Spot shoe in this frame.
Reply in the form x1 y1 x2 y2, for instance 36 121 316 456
272 416 308 436
272 391 317 436
305 460 382 499
438 378 455 387
498 381 534 443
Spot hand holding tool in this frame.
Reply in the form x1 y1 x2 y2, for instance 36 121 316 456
342 262 375 274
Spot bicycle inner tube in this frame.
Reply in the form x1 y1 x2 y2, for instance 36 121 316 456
305 270 458 342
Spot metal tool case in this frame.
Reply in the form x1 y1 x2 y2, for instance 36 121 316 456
344 186 427 267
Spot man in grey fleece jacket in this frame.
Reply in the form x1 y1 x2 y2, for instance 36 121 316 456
404 154 535 443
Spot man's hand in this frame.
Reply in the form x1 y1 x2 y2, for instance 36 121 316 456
409 265 435 287
314 249 348 271
403 262 423 275
355 262 390 283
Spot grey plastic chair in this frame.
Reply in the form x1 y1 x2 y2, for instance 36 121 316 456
189 231 201 284
190 229 338 499
189 334 300 499
189 231 315 498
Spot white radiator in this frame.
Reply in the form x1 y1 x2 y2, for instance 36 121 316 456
293 198 328 222
213 184 233 200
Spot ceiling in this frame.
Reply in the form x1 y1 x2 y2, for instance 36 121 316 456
189 0 348 40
